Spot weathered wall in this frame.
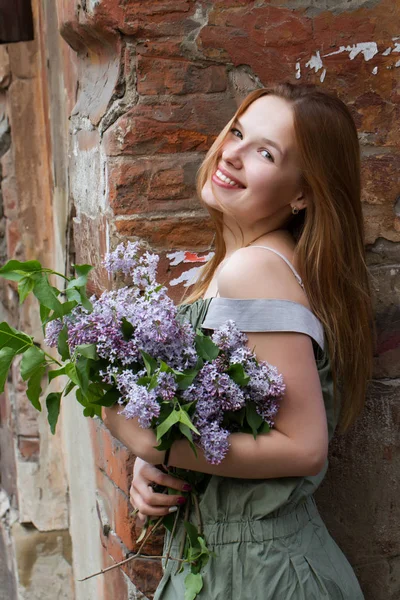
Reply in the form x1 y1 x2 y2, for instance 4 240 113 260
58 1 400 599
0 0 399 599
0 0 74 598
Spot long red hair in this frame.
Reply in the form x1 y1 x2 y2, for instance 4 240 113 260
185 83 375 433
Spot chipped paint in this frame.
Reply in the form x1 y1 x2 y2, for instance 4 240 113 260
166 250 214 266
170 266 203 287
296 40 400 80
323 42 378 61
305 50 323 73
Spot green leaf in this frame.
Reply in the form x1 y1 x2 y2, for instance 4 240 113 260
17 276 35 304
73 264 93 278
75 356 90 394
245 402 263 439
76 388 87 407
20 345 46 381
179 422 198 457
156 409 180 441
161 512 177 533
89 386 120 407
32 273 64 315
65 287 81 304
48 365 67 381
83 406 95 417
259 421 271 434
121 317 134 340
78 287 93 312
39 306 52 330
57 325 70 361
184 572 203 600
176 368 200 391
64 379 76 396
0 259 43 282
184 521 201 549
178 409 200 436
195 331 219 361
65 362 79 386
61 300 78 316
141 350 157 376
227 363 250 387
0 347 16 393
76 343 98 360
0 322 33 353
46 392 62 434
26 366 45 411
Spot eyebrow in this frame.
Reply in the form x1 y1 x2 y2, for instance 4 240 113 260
235 119 284 157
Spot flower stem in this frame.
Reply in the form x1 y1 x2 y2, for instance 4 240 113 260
192 492 203 537
43 350 62 367
175 495 190 575
165 505 180 568
78 516 165 582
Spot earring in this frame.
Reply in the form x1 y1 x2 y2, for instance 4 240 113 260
292 206 299 215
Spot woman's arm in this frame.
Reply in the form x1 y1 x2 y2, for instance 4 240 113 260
103 248 329 479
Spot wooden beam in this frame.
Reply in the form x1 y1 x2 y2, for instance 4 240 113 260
0 0 34 44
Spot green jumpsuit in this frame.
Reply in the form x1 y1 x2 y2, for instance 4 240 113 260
154 289 365 600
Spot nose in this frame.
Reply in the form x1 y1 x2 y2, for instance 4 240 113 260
221 142 243 170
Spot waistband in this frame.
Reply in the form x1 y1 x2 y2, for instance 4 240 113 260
200 496 320 546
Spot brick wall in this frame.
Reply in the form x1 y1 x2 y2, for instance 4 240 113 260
0 0 399 598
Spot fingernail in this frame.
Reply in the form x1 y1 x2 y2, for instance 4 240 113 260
182 484 192 491
177 497 186 505
168 506 178 513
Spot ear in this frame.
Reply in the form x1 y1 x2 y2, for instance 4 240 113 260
293 191 308 211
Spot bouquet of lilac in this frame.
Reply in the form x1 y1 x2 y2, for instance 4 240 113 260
0 242 285 600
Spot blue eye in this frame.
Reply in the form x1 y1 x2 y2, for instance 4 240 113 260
261 149 274 162
230 128 242 139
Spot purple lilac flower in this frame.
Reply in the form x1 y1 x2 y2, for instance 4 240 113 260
116 370 160 428
155 371 178 402
211 320 248 352
103 241 159 286
197 421 231 464
65 290 140 365
44 319 63 347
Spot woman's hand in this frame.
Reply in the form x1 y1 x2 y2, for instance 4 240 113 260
130 458 192 526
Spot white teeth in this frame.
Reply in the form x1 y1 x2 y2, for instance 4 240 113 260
216 169 240 187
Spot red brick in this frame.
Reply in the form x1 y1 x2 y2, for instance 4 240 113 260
18 436 40 460
103 95 237 156
90 419 133 496
115 215 214 250
137 57 227 96
107 155 201 215
95 467 136 551
361 153 400 207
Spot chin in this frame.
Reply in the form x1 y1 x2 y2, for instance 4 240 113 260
201 181 223 212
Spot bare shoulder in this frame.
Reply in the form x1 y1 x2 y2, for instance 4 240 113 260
217 244 311 310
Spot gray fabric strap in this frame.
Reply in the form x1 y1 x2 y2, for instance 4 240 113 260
202 297 325 351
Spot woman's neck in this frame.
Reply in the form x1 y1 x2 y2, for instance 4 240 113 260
222 223 293 257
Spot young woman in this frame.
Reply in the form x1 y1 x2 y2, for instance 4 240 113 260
102 82 375 599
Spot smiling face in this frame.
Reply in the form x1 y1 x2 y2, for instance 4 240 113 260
201 94 307 232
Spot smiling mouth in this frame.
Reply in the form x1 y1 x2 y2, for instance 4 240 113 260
213 169 245 188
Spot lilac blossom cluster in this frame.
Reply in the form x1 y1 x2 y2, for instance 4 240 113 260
44 243 197 370
43 243 285 467
181 321 285 464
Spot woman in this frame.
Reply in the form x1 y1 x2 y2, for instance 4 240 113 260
103 82 374 599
